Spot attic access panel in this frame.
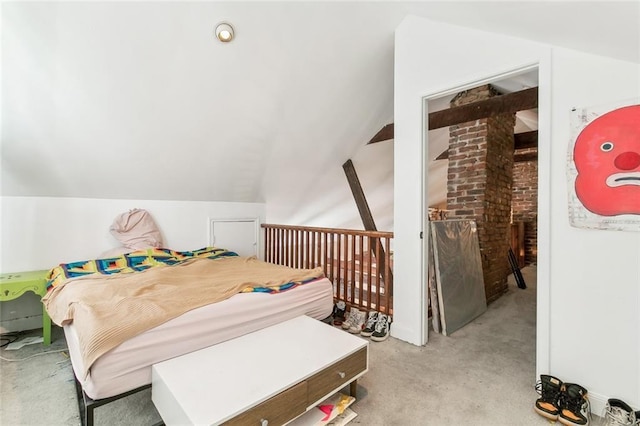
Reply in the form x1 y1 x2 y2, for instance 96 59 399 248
430 220 487 336
209 218 259 257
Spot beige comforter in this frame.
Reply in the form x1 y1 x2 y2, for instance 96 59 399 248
43 256 323 377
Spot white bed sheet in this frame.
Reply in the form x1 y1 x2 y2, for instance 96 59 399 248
64 277 333 400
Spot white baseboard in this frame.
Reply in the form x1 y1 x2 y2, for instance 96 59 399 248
589 390 607 418
389 323 422 346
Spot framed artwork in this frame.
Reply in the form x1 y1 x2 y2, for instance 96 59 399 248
567 99 640 231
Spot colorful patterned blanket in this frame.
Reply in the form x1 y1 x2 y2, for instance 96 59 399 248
46 247 238 290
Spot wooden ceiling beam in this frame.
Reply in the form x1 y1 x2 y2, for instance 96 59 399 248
437 149 537 162
514 152 538 163
435 150 449 161
513 130 538 150
367 87 538 145
342 159 394 282
428 87 538 130
343 159 378 231
434 130 539 160
367 123 394 145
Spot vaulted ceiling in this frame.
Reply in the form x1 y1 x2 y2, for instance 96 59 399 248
2 2 639 212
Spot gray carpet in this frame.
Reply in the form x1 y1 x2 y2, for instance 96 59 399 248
1 267 549 425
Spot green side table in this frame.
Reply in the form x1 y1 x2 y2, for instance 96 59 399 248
0 270 51 345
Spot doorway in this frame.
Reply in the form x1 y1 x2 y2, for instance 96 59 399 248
422 65 540 361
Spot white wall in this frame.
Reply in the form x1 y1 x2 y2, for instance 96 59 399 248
395 15 639 412
548 48 640 409
1 197 266 270
0 196 265 330
266 139 394 232
394 15 551 346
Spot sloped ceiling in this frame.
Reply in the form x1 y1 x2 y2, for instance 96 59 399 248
2 2 639 210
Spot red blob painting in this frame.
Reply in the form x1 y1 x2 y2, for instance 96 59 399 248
574 105 640 216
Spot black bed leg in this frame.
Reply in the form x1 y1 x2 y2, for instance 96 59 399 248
74 377 86 426
72 380 151 426
85 403 94 426
73 376 94 426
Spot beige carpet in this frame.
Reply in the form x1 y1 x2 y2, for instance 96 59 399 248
1 266 554 426
350 266 541 425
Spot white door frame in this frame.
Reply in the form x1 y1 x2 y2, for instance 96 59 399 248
420 63 551 377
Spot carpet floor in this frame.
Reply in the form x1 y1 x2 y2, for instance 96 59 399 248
1 266 560 425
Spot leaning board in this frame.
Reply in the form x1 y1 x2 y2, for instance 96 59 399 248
430 220 487 336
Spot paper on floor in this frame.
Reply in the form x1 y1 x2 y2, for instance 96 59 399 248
5 336 44 350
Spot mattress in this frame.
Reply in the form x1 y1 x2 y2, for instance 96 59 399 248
65 277 333 400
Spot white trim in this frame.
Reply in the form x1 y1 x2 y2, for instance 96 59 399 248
420 96 429 345
208 217 261 258
588 391 607 419
421 63 540 103
535 52 552 378
420 62 550 376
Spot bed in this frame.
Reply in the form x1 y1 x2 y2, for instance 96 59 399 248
43 247 334 426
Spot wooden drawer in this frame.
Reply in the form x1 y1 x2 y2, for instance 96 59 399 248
224 381 308 426
307 347 367 404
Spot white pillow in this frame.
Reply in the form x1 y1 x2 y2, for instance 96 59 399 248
109 209 164 250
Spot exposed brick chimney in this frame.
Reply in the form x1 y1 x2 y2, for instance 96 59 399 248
446 85 516 302
512 149 538 265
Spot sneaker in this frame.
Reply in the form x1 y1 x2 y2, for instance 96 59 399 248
348 310 366 334
534 375 563 421
558 383 590 426
332 301 346 326
602 399 637 426
360 311 379 337
370 314 391 342
342 308 360 330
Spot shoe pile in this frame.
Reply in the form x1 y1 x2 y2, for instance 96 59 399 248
332 301 346 326
341 307 365 334
534 374 640 426
602 398 640 426
534 375 591 425
559 383 590 426
340 307 391 342
360 311 379 338
534 375 563 422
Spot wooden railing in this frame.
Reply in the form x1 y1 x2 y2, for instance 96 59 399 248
262 224 393 314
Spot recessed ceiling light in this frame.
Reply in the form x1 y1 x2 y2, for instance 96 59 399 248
215 23 234 43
